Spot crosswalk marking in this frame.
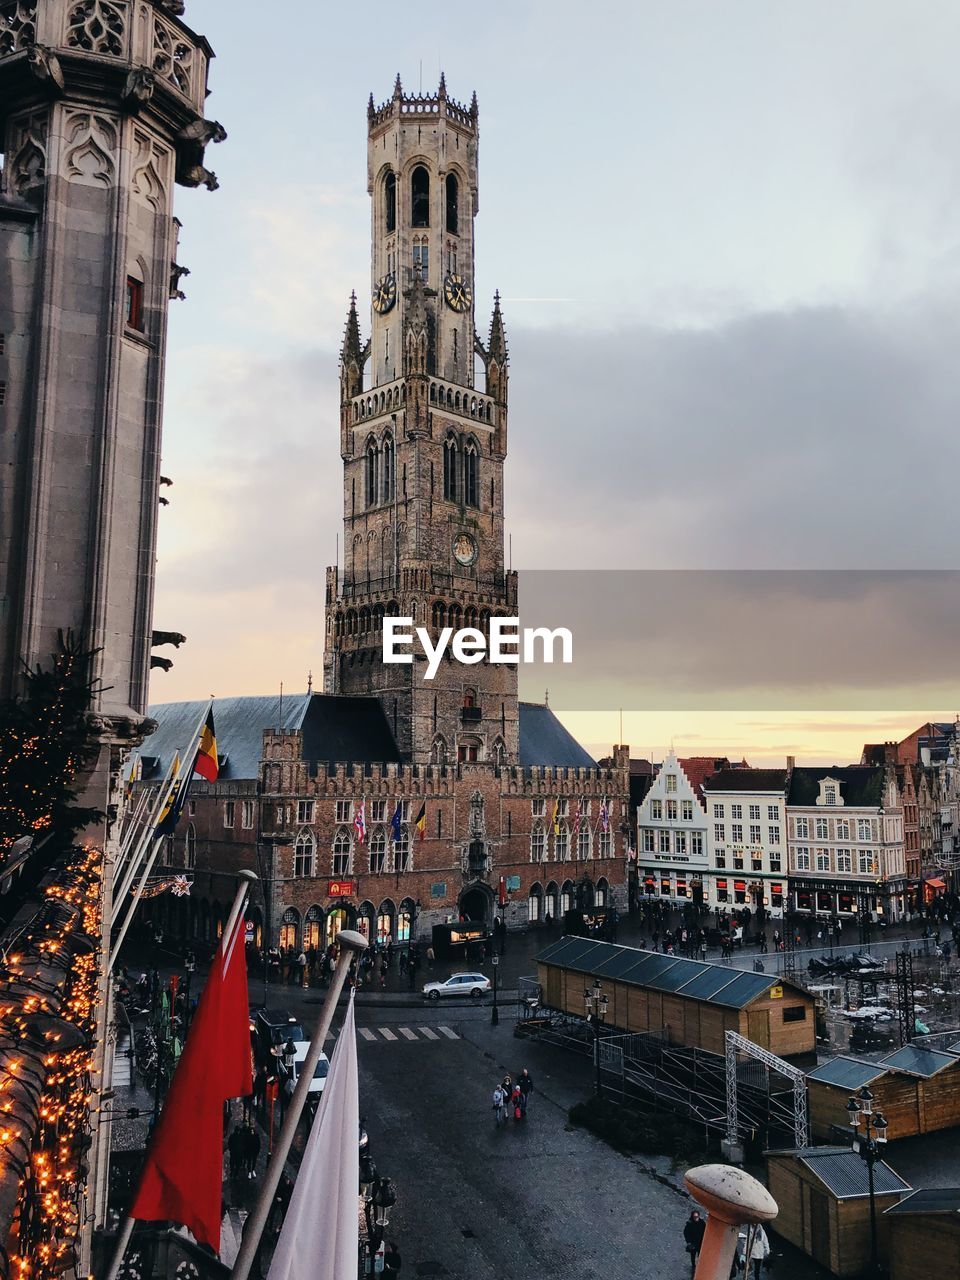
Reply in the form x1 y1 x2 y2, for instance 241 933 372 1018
356 1024 461 1044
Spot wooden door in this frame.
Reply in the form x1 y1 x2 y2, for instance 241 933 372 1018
809 1191 831 1268
747 1009 770 1048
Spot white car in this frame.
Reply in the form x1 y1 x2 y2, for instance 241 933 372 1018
281 1046 330 1099
422 972 491 1001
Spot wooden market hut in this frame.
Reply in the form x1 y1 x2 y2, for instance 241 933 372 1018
885 1187 960 1280
766 1146 910 1276
807 1045 960 1142
536 937 816 1058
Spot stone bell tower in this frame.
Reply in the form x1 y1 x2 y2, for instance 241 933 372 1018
324 76 518 767
0 0 223 727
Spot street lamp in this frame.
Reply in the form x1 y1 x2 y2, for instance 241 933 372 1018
847 1086 888 1273
583 978 609 1096
491 954 499 1026
360 1161 396 1275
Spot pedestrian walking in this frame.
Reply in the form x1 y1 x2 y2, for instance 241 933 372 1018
227 1123 243 1178
492 1084 506 1125
745 1224 770 1278
683 1210 706 1276
511 1084 523 1120
426 945 435 968
243 1122 261 1178
383 1242 402 1276
517 1067 534 1113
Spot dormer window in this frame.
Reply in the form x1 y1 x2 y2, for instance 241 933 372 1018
817 777 844 807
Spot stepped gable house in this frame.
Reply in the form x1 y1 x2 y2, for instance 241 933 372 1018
140 77 630 949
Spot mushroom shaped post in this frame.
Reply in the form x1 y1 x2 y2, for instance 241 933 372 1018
684 1163 778 1280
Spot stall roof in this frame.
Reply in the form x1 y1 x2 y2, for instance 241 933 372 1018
537 938 803 1010
877 1045 958 1078
806 1058 886 1090
886 1187 960 1216
767 1148 911 1200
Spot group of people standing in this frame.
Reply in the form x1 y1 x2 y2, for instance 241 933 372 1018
683 1210 770 1276
492 1068 534 1125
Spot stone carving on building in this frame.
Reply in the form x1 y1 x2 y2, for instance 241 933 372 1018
131 131 168 209
173 116 225 190
62 110 117 186
25 44 65 91
152 14 192 94
66 0 127 57
8 112 46 197
169 259 190 299
0 0 37 56
122 66 156 108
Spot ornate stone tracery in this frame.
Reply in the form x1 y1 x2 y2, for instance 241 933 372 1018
62 110 117 186
152 14 192 94
66 0 126 56
8 111 46 197
0 0 37 56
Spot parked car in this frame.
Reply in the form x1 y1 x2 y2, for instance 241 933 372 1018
280 1045 330 1100
422 972 491 1001
252 1008 307 1063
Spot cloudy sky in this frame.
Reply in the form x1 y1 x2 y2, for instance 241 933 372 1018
153 0 960 763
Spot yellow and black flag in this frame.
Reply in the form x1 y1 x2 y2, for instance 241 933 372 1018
193 708 219 782
414 801 426 842
551 799 561 836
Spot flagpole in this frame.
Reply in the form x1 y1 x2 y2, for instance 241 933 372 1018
104 872 257 1280
231 928 368 1280
114 760 176 912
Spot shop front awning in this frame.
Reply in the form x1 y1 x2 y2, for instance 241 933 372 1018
924 876 946 891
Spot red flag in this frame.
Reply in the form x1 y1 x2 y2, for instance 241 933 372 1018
130 917 252 1250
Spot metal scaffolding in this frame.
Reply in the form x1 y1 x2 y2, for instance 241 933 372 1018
725 1031 809 1150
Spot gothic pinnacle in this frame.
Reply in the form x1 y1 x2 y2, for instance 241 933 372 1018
368 92 375 117
470 89 479 116
438 71 447 98
393 73 403 98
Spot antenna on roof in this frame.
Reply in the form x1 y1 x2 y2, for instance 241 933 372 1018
544 688 549 707
278 680 283 731
619 707 623 746
307 670 313 694
419 58 422 93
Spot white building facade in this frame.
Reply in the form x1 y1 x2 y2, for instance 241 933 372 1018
636 752 710 906
787 766 907 922
703 769 788 917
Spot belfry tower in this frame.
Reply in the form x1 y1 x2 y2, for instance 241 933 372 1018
325 75 518 767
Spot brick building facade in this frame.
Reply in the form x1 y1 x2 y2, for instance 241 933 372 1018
138 79 630 949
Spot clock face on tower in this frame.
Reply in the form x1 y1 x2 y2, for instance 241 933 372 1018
453 533 478 566
372 272 396 314
443 272 472 313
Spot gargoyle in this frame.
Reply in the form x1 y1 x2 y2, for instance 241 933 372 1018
151 631 187 649
176 162 219 192
157 0 186 15
150 656 174 672
169 261 190 300
177 118 227 147
123 68 156 109
26 46 65 93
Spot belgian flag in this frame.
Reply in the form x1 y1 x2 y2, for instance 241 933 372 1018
194 708 219 782
415 801 426 842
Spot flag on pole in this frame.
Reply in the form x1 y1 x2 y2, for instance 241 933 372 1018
597 797 610 833
573 797 583 841
155 754 185 836
551 799 561 836
414 801 426 841
266 992 360 1280
353 798 366 845
390 802 403 844
193 707 219 782
130 913 252 1251
124 754 142 804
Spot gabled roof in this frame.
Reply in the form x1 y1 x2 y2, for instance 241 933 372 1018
788 765 885 808
536 938 808 1010
143 694 312 780
519 703 596 768
806 1057 885 1090
886 1187 960 1216
703 768 788 794
677 756 731 800
767 1148 910 1200
142 693 401 780
876 1045 959 1078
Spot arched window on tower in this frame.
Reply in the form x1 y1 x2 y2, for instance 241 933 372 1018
445 173 459 235
185 823 196 870
384 170 396 233
382 432 395 502
443 435 458 501
365 439 379 508
413 236 428 281
411 165 430 227
464 439 479 508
